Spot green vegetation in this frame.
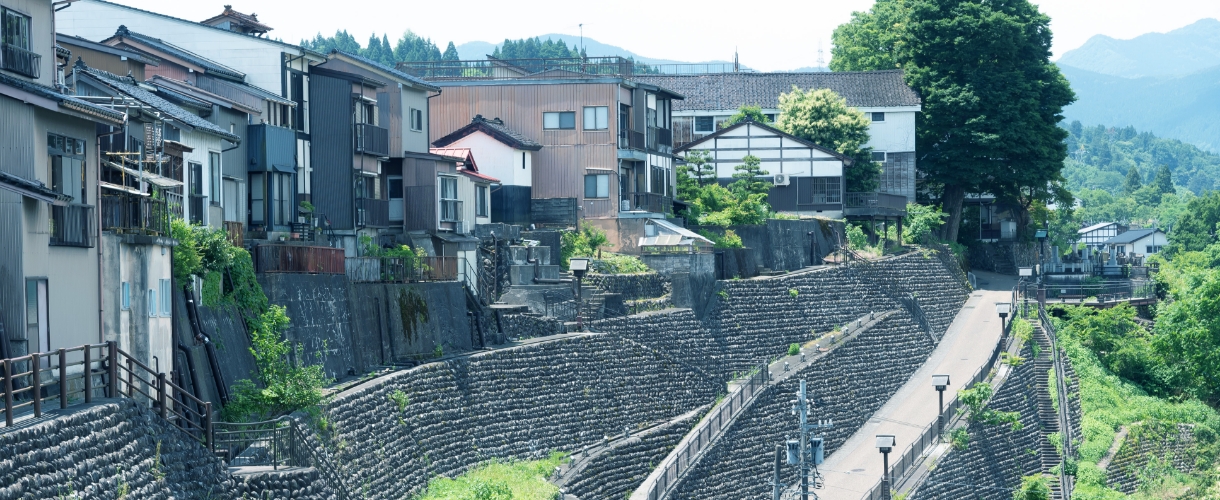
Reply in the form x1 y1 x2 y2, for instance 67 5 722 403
560 226 610 267
902 203 948 244
415 452 568 500
590 253 650 275
831 0 1075 243
697 229 744 249
720 104 773 128
301 30 451 66
494 37 584 59
773 87 881 193
788 343 801 356
950 427 970 450
1063 122 1220 199
1012 475 1050 500
957 382 1022 431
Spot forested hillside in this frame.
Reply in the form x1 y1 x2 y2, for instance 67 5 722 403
1063 121 1220 196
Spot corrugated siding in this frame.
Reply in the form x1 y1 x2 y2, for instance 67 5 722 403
403 157 439 232
378 90 402 156
429 83 621 217
0 96 35 358
309 74 355 230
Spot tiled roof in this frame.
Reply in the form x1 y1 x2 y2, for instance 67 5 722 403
77 64 241 143
112 25 246 81
331 51 439 91
433 115 543 151
632 70 922 111
0 70 125 124
84 1 323 58
1105 228 1161 245
201 6 273 33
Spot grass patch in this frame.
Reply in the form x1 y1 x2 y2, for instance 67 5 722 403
415 452 568 500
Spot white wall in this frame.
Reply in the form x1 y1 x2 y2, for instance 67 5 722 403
682 123 844 179
177 130 226 228
856 107 918 154
56 0 316 94
446 132 532 187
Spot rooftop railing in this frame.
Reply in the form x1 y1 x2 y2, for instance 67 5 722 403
396 56 755 81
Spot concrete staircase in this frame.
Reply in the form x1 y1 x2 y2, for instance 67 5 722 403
1033 324 1063 500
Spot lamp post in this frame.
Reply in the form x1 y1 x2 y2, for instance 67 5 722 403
932 375 950 436
876 434 896 497
1035 229 1048 305
996 301 1011 333
569 258 590 331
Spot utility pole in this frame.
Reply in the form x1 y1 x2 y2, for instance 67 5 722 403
773 445 784 500
785 379 833 500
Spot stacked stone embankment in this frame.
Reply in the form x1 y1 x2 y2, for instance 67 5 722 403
913 343 1044 500
319 334 722 499
234 467 337 500
0 399 236 500
1105 422 1197 493
585 273 670 300
563 412 699 500
669 313 935 499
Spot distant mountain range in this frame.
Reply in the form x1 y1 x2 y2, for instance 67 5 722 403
1057 18 1220 152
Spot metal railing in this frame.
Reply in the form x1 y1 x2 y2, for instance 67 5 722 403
845 192 908 214
49 203 95 247
396 56 755 80
255 244 346 274
213 416 354 499
619 130 645 150
101 194 170 236
165 191 185 220
346 256 461 283
647 127 672 153
629 193 672 214
643 365 770 500
1040 306 1075 498
1019 279 1154 304
356 198 390 227
355 123 389 157
1 43 41 79
1 342 213 448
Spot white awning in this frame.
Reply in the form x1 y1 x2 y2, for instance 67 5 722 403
99 181 148 196
103 159 184 188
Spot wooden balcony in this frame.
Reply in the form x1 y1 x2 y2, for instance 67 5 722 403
844 192 908 218
357 198 390 228
255 245 344 274
101 194 170 236
1 43 41 79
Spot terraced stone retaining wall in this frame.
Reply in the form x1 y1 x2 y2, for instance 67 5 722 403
586 273 669 300
913 343 1045 500
317 334 722 499
1105 422 1198 494
234 467 336 500
563 412 700 500
668 313 936 499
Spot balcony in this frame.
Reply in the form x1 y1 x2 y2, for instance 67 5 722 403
844 192 908 218
618 130 645 150
629 193 673 214
356 198 390 228
346 255 460 283
1 43 41 79
50 204 95 247
440 199 463 222
101 194 170 236
255 244 344 274
647 127 672 154
355 123 389 157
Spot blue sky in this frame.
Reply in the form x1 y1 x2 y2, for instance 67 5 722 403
91 0 1220 71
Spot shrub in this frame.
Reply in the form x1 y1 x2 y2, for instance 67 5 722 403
1012 475 1050 500
847 223 869 250
789 288 799 298
222 306 330 421
788 343 800 356
591 253 650 274
697 229 744 249
561 226 611 267
949 427 969 450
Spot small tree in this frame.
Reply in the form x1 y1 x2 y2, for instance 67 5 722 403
729 155 770 198
1012 475 1050 500
774 87 881 192
1123 165 1143 195
902 203 947 243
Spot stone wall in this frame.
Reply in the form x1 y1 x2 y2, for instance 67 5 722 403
564 412 700 500
1105 422 1198 494
317 333 722 499
669 314 937 499
499 312 565 339
913 343 1045 500
586 273 669 300
234 467 337 500
0 399 236 500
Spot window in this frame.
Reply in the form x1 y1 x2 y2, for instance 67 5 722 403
250 173 265 224
694 116 715 133
25 279 48 353
1146 245 1163 254
48 134 86 203
871 112 886 122
209 152 221 206
358 102 375 125
274 173 293 225
439 176 459 222
799 177 842 205
584 174 610 198
121 282 131 310
2 8 31 50
476 185 488 217
543 111 575 130
765 114 776 122
871 151 887 162
148 289 157 318
410 108 423 131
160 279 172 316
583 106 609 130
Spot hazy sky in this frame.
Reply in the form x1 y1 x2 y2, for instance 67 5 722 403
89 0 1220 71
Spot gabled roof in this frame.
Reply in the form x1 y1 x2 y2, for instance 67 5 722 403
1105 228 1162 245
200 5 273 35
74 63 241 143
433 115 543 151
147 75 262 115
1078 222 1118 234
632 70 922 111
0 70 125 125
675 118 853 165
327 51 439 92
103 25 246 81
310 65 389 87
57 33 160 66
429 147 499 183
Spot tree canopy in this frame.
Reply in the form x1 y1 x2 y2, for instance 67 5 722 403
720 105 772 128
830 0 1075 242
492 37 585 59
301 30 447 66
773 87 881 192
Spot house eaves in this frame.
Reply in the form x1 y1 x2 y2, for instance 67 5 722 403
74 64 241 143
0 70 125 125
57 32 161 66
328 51 440 92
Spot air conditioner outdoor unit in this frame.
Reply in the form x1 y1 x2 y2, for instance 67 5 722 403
454 221 466 234
773 173 791 186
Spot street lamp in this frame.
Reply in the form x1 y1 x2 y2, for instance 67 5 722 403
996 302 1011 332
1035 228 1049 305
570 258 590 331
876 434 896 494
932 375 950 436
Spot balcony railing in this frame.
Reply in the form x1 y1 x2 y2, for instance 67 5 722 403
844 192 908 217
165 191 184 220
255 245 345 274
1 43 41 79
440 199 463 222
647 127 672 153
355 123 389 157
50 204 95 248
346 256 461 283
101 194 170 236
619 130 645 150
629 193 673 214
356 198 390 228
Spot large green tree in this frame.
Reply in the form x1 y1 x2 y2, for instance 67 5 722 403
1167 192 1220 254
831 0 1075 242
1123 166 1143 195
774 87 882 192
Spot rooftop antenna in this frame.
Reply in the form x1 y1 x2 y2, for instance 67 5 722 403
817 41 826 71
579 24 584 59
734 47 739 72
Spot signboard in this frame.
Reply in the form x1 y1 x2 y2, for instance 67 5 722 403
1019 267 1033 277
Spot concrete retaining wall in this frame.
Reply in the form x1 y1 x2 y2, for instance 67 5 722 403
258 273 356 381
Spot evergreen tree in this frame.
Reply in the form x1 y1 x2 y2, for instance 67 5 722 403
442 42 460 61
1124 166 1143 195
394 31 443 62
721 105 772 128
1153 165 1175 197
729 155 770 198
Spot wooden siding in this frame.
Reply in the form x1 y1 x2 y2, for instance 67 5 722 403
309 73 355 229
0 95 35 359
429 82 622 218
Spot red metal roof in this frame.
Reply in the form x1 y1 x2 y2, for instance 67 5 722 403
430 147 500 183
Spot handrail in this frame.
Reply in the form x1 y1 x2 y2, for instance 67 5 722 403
211 416 354 499
1039 305 1075 498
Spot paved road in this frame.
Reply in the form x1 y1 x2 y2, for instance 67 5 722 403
815 272 1016 500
